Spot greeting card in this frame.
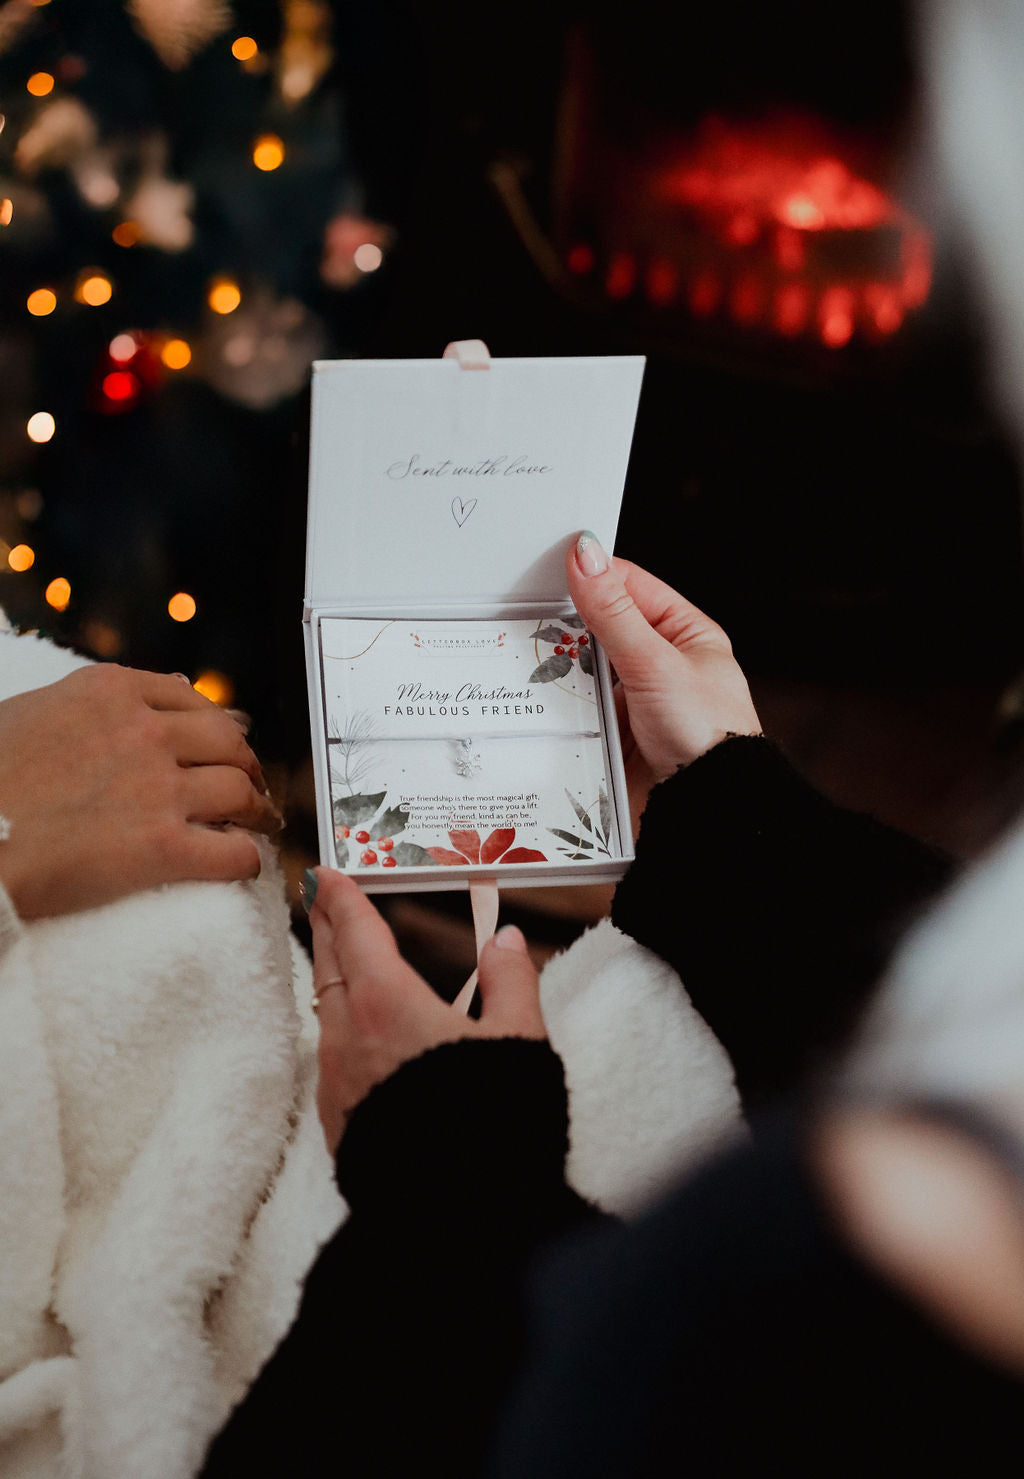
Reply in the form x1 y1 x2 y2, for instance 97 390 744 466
318 615 617 875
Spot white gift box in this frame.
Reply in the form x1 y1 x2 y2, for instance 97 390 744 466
303 349 645 892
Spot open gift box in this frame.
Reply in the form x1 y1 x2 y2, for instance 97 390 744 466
304 344 645 894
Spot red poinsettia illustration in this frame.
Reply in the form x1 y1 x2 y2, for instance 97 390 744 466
426 827 546 866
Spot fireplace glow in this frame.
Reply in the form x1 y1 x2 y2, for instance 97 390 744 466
563 116 932 348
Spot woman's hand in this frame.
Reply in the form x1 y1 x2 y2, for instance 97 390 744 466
308 868 546 1153
566 532 761 823
0 663 283 920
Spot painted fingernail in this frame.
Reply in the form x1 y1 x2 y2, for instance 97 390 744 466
301 867 318 912
575 530 608 577
494 923 527 953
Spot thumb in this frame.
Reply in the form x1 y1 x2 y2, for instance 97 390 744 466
477 925 546 1038
566 532 671 690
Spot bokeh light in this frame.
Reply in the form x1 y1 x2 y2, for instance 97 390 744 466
252 134 285 171
161 338 192 369
168 591 197 622
0 198 13 227
76 272 113 306
112 220 141 247
109 333 137 362
26 72 54 97
102 370 140 403
353 242 383 272
27 411 55 443
45 577 71 611
7 544 35 572
82 619 122 658
193 670 235 705
27 287 56 316
232 36 258 61
208 279 241 314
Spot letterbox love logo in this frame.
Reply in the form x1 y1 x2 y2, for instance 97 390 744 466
450 496 477 527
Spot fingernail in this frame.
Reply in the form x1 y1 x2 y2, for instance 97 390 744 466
494 923 527 953
226 707 252 734
301 867 318 913
575 530 608 577
171 671 192 685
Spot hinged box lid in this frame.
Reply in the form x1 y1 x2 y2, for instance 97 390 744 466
304 355 645 613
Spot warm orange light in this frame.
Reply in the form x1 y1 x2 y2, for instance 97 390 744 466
207 279 241 314
193 670 235 705
82 620 122 658
7 544 35 572
45 577 71 611
27 287 57 316
76 272 113 306
26 411 55 443
109 333 137 362
252 134 285 171
168 592 197 622
353 242 383 272
112 220 141 247
26 72 54 97
161 338 192 369
0 198 12 227
232 36 258 61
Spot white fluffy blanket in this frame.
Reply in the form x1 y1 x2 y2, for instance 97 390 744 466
0 615 741 1478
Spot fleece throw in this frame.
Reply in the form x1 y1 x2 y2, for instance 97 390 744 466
0 615 741 1477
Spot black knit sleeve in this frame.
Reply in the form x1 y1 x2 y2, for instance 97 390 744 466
202 1038 605 1479
611 737 956 1106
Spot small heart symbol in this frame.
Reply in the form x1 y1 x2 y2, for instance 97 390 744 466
451 497 477 528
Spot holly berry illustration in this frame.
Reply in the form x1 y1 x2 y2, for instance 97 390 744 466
561 632 572 643
382 855 397 868
355 830 370 844
361 848 378 865
378 836 394 851
569 646 579 659
335 824 350 841
554 645 565 655
578 634 590 646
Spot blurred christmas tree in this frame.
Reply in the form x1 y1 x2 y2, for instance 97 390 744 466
0 0 399 760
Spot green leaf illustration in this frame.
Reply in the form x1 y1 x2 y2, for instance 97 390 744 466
334 836 349 868
565 788 593 832
333 791 386 826
529 653 573 684
391 841 439 867
373 803 409 840
561 613 585 629
550 828 593 848
533 625 568 643
562 852 592 860
578 643 594 676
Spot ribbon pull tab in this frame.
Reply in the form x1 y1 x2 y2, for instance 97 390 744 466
442 339 491 370
452 879 500 1014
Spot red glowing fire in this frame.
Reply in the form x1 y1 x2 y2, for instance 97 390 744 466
564 117 932 348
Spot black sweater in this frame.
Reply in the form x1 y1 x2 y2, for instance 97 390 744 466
204 738 1021 1478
